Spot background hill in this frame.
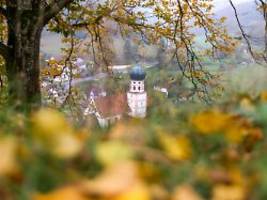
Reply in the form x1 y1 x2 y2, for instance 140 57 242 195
216 0 264 45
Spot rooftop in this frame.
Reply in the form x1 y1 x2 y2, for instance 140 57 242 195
94 93 128 118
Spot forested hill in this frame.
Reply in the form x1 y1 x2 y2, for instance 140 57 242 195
216 1 264 42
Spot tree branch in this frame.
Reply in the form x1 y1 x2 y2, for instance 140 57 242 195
43 0 74 25
229 0 257 62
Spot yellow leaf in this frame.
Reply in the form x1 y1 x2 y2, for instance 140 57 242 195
82 162 138 197
228 167 247 186
149 185 169 200
32 108 72 137
240 98 254 112
109 122 145 146
212 184 246 200
224 125 246 143
113 182 150 200
0 137 18 176
172 185 203 200
260 91 267 102
158 134 192 161
33 186 87 200
48 58 57 65
32 108 83 159
95 140 134 166
191 111 230 134
138 162 160 181
52 134 83 159
219 17 227 23
49 66 63 77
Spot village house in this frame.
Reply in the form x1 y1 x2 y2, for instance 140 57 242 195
88 65 148 128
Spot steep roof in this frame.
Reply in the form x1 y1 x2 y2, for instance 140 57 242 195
94 93 128 118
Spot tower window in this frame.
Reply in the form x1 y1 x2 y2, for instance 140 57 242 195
138 86 141 91
133 86 136 90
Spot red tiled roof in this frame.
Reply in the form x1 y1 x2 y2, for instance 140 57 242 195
94 93 128 118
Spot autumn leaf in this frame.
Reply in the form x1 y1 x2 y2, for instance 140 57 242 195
31 108 72 137
239 98 254 112
0 136 18 176
172 185 203 200
32 186 87 200
191 110 231 134
95 140 135 166
31 108 83 159
224 125 246 143
212 184 246 200
260 91 267 102
113 182 151 200
52 134 84 159
158 133 192 161
82 162 139 197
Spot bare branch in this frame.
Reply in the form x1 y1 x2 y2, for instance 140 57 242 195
229 0 258 62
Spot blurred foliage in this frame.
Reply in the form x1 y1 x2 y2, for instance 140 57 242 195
1 89 267 200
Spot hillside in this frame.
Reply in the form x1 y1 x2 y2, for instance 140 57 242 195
41 30 64 58
216 1 264 43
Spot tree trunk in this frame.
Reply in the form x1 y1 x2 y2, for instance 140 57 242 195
2 0 73 110
6 14 42 110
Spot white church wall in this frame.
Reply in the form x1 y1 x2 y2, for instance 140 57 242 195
96 113 122 128
127 92 147 118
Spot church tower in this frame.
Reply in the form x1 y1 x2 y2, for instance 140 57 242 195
127 65 147 118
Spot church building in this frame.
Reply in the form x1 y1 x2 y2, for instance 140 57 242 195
88 65 147 127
